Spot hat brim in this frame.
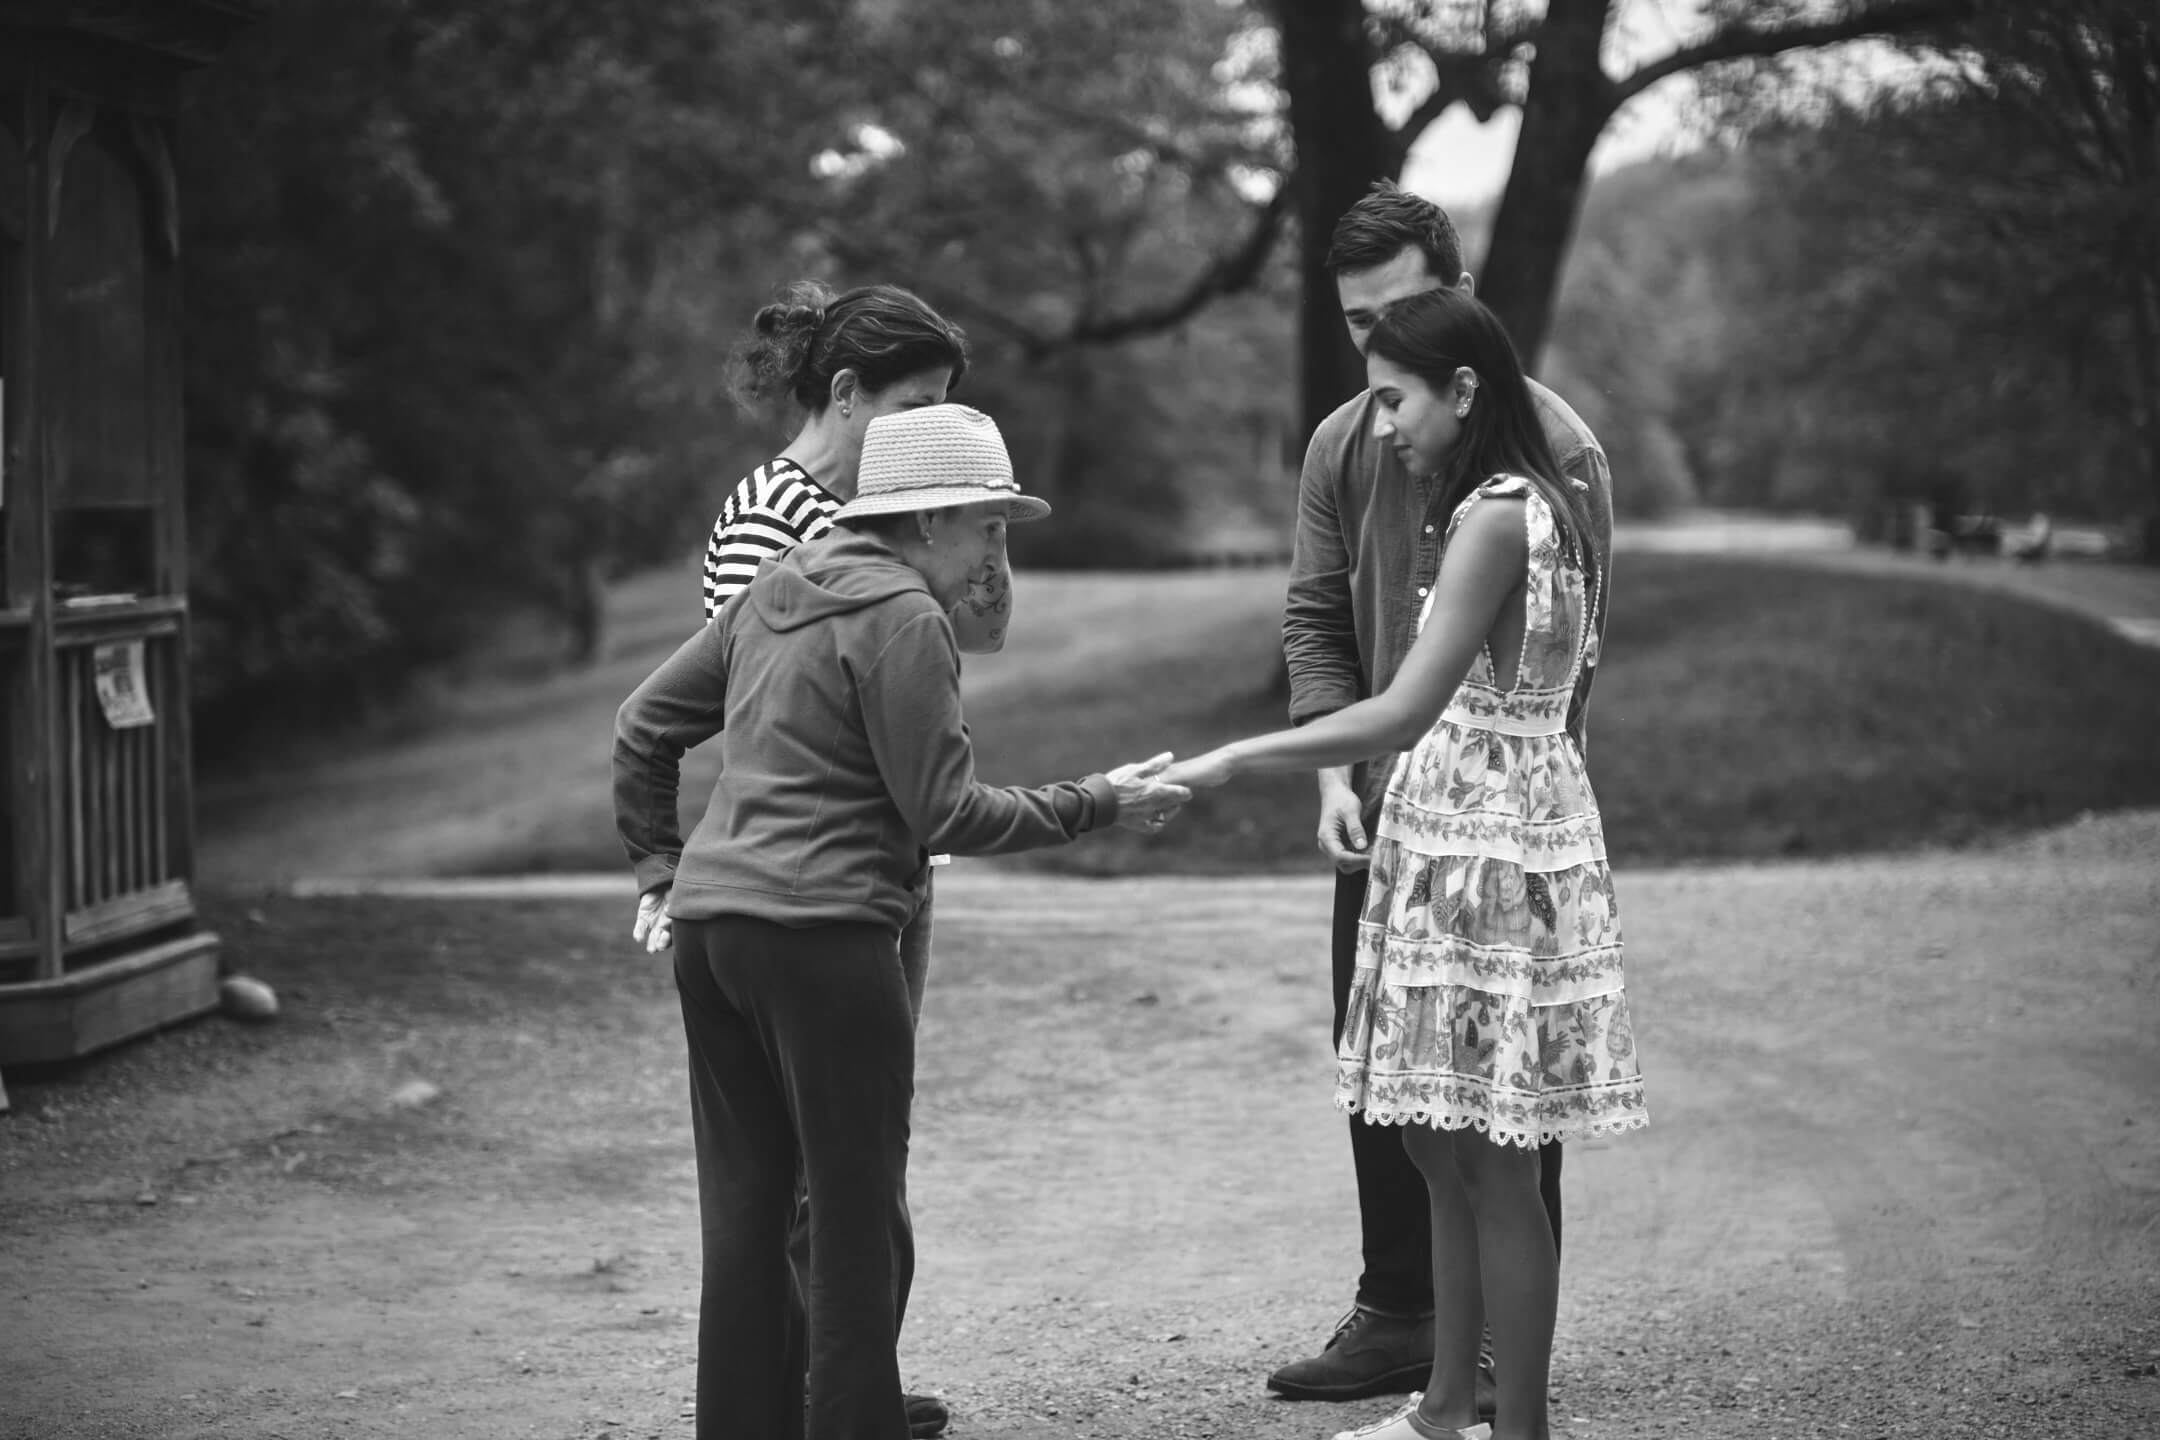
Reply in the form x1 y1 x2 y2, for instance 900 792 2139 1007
833 489 1052 524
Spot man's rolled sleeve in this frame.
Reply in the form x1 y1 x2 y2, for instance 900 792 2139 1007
1283 436 1362 727
1559 442 1614 750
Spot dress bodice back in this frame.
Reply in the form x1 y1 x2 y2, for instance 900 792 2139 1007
1419 475 1596 738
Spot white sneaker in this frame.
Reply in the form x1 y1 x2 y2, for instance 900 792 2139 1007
1330 1392 1493 1440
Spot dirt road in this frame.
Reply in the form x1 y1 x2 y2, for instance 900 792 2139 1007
4 812 2158 1439
191 565 1289 887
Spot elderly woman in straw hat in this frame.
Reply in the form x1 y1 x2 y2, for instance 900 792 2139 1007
614 403 1188 1440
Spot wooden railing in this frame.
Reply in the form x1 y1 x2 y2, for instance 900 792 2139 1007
52 615 192 951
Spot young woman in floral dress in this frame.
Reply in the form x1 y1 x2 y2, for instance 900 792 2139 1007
1165 287 1646 1440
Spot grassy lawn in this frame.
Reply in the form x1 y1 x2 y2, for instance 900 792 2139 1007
197 555 2160 882
968 555 2160 871
1587 558 2160 861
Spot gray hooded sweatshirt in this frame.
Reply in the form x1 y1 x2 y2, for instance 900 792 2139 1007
614 528 1117 930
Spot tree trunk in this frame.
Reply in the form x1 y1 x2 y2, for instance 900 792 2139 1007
1476 0 1619 368
1271 0 1397 441
2130 261 2160 561
2106 1 2160 558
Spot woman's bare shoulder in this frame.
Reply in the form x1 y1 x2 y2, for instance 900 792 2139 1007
1448 488 1530 561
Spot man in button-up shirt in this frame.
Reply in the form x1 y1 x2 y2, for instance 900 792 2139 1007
1267 181 1615 1409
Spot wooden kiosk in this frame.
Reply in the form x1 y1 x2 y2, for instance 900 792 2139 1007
0 2 269 1104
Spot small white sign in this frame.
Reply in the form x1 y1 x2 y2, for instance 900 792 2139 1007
92 640 156 729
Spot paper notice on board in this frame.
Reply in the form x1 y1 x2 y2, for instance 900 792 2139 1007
93 640 156 729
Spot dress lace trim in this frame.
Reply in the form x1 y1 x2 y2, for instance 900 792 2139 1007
1335 1092 1653 1151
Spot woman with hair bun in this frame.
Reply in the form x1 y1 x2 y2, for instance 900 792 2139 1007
681 281 984 1440
703 281 1000 642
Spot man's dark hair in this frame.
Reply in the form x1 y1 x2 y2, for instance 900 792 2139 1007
1324 180 1464 282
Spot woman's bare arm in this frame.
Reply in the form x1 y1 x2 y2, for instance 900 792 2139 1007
1164 497 1526 787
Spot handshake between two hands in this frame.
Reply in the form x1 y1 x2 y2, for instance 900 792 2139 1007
1104 747 1235 835
631 748 1239 955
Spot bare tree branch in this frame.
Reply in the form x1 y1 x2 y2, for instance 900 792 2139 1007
814 184 1292 359
1376 7 1538 167
1022 92 1285 183
2048 11 2132 179
1385 78 1463 167
806 221 1058 350
1611 0 1977 108
1063 185 1294 349
1383 52 1513 150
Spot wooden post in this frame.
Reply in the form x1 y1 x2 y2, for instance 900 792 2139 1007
17 72 63 983
1 78 33 978
143 112 194 888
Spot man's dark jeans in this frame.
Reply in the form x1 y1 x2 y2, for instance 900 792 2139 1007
1332 869 1564 1316
675 914 916 1440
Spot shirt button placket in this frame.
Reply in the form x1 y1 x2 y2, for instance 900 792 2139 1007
1415 501 1444 604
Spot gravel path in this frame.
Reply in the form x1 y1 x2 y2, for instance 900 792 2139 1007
5 811 2157 1438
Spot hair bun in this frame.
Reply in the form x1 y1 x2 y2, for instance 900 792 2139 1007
728 279 960 416
753 299 828 338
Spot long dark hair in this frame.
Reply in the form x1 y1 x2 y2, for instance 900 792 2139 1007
1366 288 1601 609
727 280 969 414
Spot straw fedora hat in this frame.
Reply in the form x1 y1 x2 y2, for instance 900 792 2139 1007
832 404 1051 523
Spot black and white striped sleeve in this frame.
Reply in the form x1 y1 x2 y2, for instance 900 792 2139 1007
700 481 837 618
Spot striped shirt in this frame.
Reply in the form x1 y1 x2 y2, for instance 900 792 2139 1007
700 458 842 619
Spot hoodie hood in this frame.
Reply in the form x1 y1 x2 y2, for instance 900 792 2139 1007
750 528 931 633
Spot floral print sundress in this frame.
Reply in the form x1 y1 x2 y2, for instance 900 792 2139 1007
1334 474 1647 1148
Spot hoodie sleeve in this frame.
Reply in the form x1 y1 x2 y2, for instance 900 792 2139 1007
614 618 732 895
858 609 1117 854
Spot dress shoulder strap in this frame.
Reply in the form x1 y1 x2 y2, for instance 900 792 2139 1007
1443 472 1531 537
1447 473 1572 638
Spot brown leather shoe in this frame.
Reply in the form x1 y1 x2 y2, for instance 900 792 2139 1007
1267 1306 1434 1401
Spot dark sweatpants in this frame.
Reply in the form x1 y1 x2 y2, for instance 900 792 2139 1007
1332 869 1564 1316
674 914 916 1440
781 889 934 1373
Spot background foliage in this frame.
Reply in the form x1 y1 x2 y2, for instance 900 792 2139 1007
170 0 2157 751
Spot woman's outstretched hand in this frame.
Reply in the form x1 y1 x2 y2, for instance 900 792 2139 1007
632 887 673 953
1159 747 1236 792
1107 752 1192 834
